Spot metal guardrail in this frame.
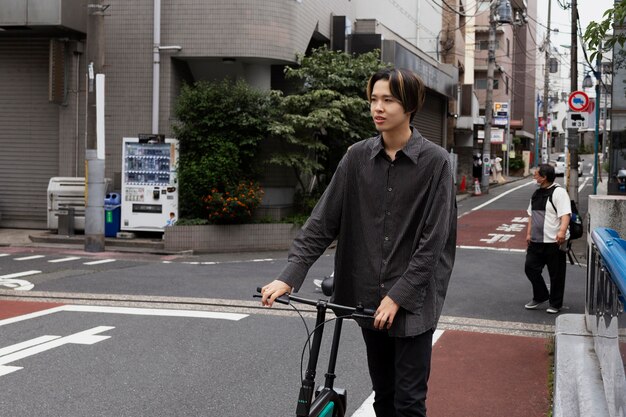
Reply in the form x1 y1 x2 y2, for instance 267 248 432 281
585 227 626 416
587 227 626 318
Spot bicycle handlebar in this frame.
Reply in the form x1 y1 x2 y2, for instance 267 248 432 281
255 287 376 317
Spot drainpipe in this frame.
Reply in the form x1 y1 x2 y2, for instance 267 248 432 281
152 0 161 134
152 0 182 134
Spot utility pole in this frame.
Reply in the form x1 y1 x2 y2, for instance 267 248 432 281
541 0 552 166
481 0 498 193
85 1 106 252
568 0 579 203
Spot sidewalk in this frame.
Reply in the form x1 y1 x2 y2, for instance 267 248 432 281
428 329 551 417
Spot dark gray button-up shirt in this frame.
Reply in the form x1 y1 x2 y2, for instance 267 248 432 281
278 129 457 337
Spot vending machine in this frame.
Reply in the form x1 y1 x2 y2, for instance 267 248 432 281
121 136 179 232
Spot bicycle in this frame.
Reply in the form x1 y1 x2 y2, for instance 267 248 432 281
254 288 375 417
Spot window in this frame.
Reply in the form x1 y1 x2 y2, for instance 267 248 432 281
505 76 509 94
507 39 510 57
475 40 500 51
475 78 499 89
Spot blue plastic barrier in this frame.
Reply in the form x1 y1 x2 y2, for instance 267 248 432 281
591 228 626 305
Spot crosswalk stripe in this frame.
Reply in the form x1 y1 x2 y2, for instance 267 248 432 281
48 256 82 263
83 259 116 265
14 255 45 261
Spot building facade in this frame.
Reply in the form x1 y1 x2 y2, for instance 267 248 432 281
0 0 457 228
437 0 537 183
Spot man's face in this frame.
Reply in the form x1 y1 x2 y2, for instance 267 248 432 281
533 169 547 186
370 80 411 134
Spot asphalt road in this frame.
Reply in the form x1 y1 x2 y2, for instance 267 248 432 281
0 167 598 416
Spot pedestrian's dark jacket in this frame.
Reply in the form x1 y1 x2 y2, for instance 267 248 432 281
278 128 457 337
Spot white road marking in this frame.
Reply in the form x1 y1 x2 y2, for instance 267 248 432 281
350 330 445 417
0 254 10 257
62 305 248 321
457 245 525 253
470 181 535 212
0 271 41 279
0 305 248 327
14 255 45 261
170 258 280 265
578 176 590 193
83 259 116 265
0 335 60 357
0 326 114 377
49 256 81 263
0 271 40 291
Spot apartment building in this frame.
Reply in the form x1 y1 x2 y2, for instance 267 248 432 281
0 0 457 228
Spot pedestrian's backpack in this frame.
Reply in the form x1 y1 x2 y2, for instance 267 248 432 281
548 187 583 240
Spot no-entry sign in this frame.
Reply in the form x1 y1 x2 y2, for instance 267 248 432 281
568 91 590 112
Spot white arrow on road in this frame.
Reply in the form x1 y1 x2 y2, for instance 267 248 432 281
0 326 114 377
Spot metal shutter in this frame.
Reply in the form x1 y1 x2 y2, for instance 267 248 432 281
0 39 59 228
413 92 445 147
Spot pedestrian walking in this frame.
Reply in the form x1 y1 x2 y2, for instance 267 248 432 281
261 67 457 417
524 164 571 314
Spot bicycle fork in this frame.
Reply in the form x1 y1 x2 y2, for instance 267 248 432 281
296 301 346 417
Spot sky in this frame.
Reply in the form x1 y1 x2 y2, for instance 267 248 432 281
536 0 614 90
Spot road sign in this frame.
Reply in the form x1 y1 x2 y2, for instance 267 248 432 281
568 91 590 112
567 112 589 129
494 102 509 117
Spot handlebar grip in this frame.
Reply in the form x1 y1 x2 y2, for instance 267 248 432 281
253 288 291 306
362 307 376 316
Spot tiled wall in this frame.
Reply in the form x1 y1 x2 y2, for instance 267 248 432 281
92 0 354 186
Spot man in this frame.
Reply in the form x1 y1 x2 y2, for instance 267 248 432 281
524 164 571 314
261 68 457 417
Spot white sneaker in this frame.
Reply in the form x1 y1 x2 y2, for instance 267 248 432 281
524 299 548 310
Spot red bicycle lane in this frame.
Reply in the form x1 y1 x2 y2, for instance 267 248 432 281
0 300 63 320
457 209 529 251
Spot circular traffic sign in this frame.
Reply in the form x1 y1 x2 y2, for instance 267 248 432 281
568 91 590 112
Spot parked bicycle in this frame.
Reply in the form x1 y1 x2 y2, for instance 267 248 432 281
254 288 374 417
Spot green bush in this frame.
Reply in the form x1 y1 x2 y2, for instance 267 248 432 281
173 79 272 219
509 156 525 171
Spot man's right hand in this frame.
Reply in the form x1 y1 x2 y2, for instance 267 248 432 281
261 280 292 307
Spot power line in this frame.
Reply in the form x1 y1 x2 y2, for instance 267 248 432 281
428 0 486 18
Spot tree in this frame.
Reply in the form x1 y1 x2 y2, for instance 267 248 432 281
173 79 271 220
268 46 388 197
583 3 626 63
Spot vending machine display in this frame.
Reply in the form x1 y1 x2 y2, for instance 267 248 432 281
121 136 179 232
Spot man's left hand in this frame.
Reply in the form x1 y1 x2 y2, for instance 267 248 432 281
374 296 400 330
556 231 567 245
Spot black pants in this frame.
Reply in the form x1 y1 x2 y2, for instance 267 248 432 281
525 242 567 308
361 328 433 417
